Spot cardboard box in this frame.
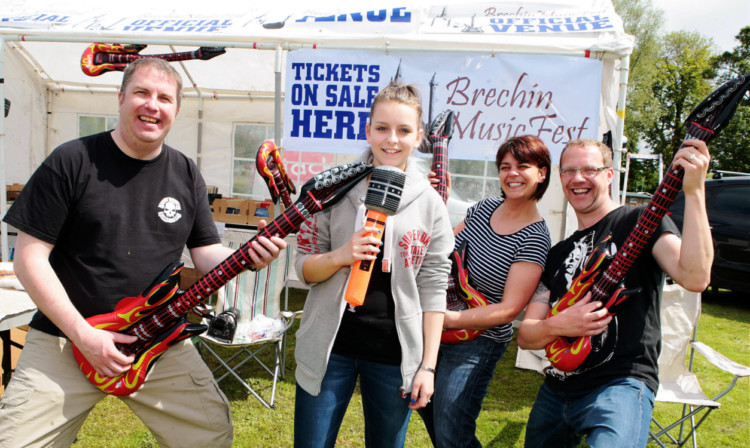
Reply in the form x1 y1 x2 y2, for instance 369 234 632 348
212 198 250 224
247 200 274 226
212 198 275 226
6 183 24 201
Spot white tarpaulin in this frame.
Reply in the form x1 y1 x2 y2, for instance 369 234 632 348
0 0 634 261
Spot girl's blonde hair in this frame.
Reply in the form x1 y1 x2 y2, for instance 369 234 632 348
369 82 423 123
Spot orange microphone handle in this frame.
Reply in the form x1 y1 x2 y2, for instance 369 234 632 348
343 165 406 307
344 209 387 307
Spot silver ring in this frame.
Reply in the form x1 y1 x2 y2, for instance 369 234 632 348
688 154 696 162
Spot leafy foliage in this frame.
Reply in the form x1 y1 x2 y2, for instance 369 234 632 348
641 31 716 165
612 0 664 151
709 27 750 174
613 5 750 191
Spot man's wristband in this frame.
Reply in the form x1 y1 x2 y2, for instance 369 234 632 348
420 364 437 374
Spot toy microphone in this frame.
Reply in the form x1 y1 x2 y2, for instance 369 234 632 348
344 166 406 307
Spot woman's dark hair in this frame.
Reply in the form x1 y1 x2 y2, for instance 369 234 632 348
495 135 551 201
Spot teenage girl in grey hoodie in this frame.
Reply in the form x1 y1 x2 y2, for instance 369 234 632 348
293 82 454 448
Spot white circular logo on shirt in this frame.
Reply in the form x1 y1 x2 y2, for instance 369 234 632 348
158 197 182 223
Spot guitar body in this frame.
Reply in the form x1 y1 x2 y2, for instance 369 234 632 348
73 162 373 396
544 236 615 371
441 240 490 343
71 261 205 395
81 44 146 76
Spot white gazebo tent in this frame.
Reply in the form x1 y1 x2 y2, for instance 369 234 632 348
0 0 634 262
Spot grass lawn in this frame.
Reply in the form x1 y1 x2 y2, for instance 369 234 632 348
70 288 749 447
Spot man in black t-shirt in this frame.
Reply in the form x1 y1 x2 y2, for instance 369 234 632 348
0 58 286 448
518 139 713 447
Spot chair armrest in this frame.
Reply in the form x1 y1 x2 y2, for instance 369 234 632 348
691 341 750 377
279 310 303 333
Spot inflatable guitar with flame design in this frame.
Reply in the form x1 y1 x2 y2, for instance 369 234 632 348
441 239 490 343
545 74 750 372
73 162 373 396
81 43 225 77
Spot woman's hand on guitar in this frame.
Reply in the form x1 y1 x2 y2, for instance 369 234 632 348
545 292 611 338
428 170 451 200
74 326 137 378
675 139 710 196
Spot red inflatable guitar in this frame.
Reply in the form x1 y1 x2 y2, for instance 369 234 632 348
72 162 373 396
545 74 750 372
81 43 225 77
441 239 490 343
256 140 296 209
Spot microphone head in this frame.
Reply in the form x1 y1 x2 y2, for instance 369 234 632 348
365 166 406 216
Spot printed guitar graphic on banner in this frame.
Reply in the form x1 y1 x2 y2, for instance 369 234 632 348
441 239 490 344
81 43 226 76
545 74 750 372
72 162 373 396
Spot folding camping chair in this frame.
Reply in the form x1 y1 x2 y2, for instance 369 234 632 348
514 282 750 447
196 229 300 409
649 283 750 447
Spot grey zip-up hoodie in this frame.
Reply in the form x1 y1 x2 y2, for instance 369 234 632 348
294 151 454 396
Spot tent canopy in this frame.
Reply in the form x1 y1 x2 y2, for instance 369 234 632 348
1 0 633 93
0 0 634 261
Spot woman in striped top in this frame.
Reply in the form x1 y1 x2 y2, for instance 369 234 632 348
420 135 552 448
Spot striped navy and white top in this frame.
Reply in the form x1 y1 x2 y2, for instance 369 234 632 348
455 197 551 343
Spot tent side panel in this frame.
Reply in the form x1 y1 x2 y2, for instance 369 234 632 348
5 46 48 183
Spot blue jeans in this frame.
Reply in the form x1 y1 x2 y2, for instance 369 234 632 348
419 337 509 448
294 353 412 448
524 377 655 448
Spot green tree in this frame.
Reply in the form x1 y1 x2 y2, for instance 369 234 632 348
713 27 750 80
709 27 750 174
612 0 664 192
612 0 664 151
641 31 716 168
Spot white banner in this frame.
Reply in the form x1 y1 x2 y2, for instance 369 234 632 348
284 49 602 162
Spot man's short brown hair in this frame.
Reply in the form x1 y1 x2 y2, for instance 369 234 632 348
560 139 613 167
120 58 183 108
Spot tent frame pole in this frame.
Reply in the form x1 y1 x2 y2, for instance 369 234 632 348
612 54 631 202
1 37 8 262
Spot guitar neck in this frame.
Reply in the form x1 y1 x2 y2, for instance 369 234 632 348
173 192 320 312
125 161 372 342
105 51 198 64
431 137 449 200
591 121 713 301
272 171 294 209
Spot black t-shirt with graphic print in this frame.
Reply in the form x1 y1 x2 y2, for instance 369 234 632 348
541 206 680 395
3 131 220 336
